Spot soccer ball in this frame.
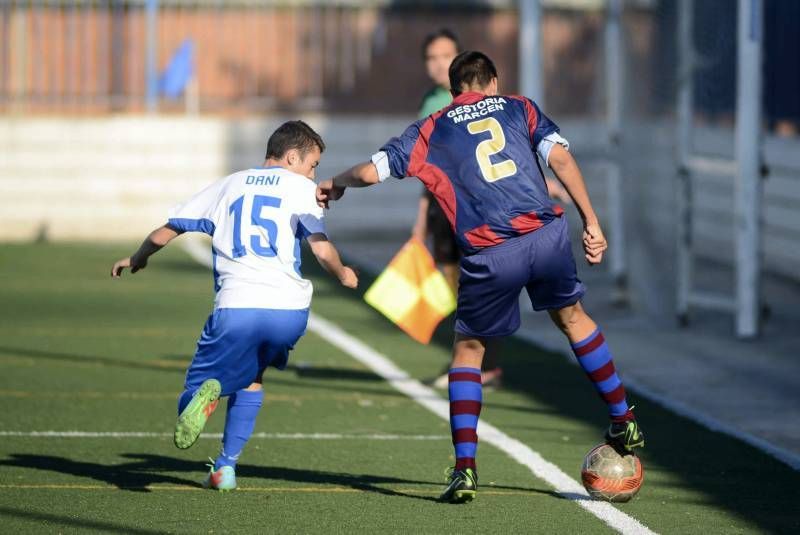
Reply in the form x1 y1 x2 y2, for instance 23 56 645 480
580 443 644 502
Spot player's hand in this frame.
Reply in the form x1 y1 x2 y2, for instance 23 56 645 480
316 179 346 209
339 266 359 289
111 255 147 278
582 222 607 265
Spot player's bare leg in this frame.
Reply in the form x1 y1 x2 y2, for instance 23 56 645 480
547 300 596 343
548 302 644 452
434 322 502 389
480 338 503 388
451 334 485 369
440 334 484 503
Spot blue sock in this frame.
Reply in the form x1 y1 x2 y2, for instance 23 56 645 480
214 389 264 470
177 389 195 415
570 328 631 420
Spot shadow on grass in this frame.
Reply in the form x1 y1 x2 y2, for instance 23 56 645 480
298 250 800 533
0 454 197 493
285 363 383 382
0 506 164 534
0 452 554 503
0 346 185 373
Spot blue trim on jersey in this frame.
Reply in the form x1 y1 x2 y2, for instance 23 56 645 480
292 221 315 276
211 247 221 292
252 165 283 170
293 226 304 277
168 217 216 236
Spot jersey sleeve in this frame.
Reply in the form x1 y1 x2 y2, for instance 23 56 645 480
378 120 424 179
297 189 327 238
536 131 570 166
529 99 560 147
513 96 570 166
167 179 226 235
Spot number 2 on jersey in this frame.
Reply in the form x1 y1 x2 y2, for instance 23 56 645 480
228 194 281 258
467 117 517 182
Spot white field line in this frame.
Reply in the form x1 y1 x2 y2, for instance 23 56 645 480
0 431 448 441
307 314 656 535
514 330 800 472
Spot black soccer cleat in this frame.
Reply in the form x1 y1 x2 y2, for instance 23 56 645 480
605 418 645 453
439 467 478 503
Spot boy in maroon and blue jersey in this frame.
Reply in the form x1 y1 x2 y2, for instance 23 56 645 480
317 51 644 503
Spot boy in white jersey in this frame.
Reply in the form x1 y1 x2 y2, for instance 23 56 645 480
111 121 357 491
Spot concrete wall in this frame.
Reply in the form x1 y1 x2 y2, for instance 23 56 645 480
0 115 415 241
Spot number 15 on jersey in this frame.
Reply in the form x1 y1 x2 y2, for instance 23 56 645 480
228 194 281 258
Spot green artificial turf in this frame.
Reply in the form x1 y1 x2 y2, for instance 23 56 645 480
0 242 797 534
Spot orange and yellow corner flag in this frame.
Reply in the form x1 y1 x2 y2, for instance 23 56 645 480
364 238 456 344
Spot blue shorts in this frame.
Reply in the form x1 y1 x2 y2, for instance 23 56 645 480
184 307 309 396
455 217 585 338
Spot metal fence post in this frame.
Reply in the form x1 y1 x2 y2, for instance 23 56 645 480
605 0 627 302
734 0 764 338
675 0 694 325
518 0 543 104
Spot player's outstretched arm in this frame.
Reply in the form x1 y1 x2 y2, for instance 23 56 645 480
547 144 607 265
316 162 381 208
307 233 358 289
110 224 180 278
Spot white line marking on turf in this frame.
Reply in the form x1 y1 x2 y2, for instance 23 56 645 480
307 314 656 535
514 330 800 472
0 431 448 441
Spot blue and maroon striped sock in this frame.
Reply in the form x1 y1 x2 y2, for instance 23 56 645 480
570 329 633 422
448 367 482 471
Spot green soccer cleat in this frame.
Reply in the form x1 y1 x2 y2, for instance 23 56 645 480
203 462 237 492
439 467 478 503
605 418 645 453
174 379 221 450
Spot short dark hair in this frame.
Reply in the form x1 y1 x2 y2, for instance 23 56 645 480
448 51 498 95
265 120 325 160
421 28 460 59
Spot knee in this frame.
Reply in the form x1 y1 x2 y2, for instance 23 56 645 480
550 304 585 333
453 335 486 365
455 335 485 354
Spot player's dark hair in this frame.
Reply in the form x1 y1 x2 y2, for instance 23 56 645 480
421 28 460 59
265 120 325 160
448 51 498 95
